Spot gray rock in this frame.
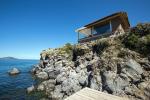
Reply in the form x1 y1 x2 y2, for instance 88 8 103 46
75 66 81 73
54 85 62 93
61 71 81 95
31 65 40 74
44 79 56 85
79 64 86 69
113 76 129 94
36 72 49 79
35 70 42 74
55 61 63 71
8 68 20 75
51 85 64 100
59 67 69 73
31 67 36 74
68 70 78 79
103 71 129 94
85 52 93 61
37 84 45 91
56 72 67 83
43 67 54 72
51 92 64 100
72 83 82 93
27 85 35 93
122 59 143 82
43 59 49 63
142 62 150 71
138 81 150 100
148 56 150 62
125 84 146 99
90 78 99 90
40 60 45 68
41 79 56 94
40 98 49 100
48 70 60 79
78 75 87 86
125 59 143 74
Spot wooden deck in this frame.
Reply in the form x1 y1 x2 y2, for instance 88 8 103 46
78 32 111 43
65 88 129 100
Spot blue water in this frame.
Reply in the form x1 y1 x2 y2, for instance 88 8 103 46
0 59 42 100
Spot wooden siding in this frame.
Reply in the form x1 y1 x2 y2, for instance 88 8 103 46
111 17 125 34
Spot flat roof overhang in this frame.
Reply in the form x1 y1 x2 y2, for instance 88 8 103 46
76 12 130 35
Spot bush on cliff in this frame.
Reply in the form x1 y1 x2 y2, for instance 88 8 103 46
60 43 73 55
131 23 150 36
72 44 90 61
92 39 109 55
122 23 150 56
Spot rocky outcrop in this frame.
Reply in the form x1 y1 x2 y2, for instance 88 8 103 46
31 24 150 100
36 72 49 80
27 85 35 93
8 68 20 75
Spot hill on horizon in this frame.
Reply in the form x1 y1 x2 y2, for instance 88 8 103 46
0 57 18 60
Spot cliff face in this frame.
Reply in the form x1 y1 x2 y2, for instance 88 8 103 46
31 23 150 100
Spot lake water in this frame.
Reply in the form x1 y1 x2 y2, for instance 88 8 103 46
0 59 43 100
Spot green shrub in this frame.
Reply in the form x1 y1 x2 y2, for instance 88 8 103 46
72 45 90 61
123 33 140 49
61 43 73 54
92 39 109 55
122 23 150 56
141 34 150 55
131 23 150 36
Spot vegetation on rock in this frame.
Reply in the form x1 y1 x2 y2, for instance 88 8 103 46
122 23 150 56
92 39 109 55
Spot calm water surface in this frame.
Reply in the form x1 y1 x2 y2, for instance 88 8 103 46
0 59 43 100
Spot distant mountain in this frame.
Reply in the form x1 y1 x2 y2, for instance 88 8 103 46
0 57 18 60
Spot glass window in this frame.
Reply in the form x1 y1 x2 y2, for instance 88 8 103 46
79 33 88 39
93 23 111 35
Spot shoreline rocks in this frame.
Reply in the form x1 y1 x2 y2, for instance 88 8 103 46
36 72 49 80
27 85 35 93
8 68 20 75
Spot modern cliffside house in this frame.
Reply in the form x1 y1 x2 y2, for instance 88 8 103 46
76 12 130 43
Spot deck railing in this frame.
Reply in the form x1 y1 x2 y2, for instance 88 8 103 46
78 32 112 43
78 28 131 43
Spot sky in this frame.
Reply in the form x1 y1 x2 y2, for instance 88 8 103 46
0 0 150 59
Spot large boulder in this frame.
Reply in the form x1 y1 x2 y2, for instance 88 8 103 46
8 68 20 75
61 78 81 96
37 84 45 91
138 81 150 100
126 59 143 74
61 70 81 96
30 65 40 74
36 72 49 79
141 61 150 71
102 71 129 94
90 78 100 91
125 84 146 100
51 85 64 99
56 72 67 83
27 85 35 93
122 59 143 82
54 61 63 70
41 79 56 95
78 75 87 86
